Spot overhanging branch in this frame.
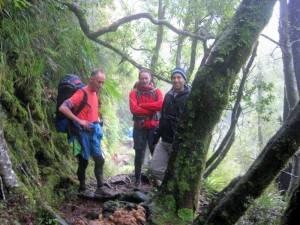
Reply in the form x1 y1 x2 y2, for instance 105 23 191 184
91 37 171 83
62 1 171 83
62 2 212 41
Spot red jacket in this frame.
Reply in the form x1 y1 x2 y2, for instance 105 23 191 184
129 83 163 128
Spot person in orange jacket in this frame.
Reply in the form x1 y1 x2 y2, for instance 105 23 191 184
129 69 163 188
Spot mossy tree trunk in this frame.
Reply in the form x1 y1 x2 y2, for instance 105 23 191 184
202 101 300 225
289 0 300 93
279 0 299 108
286 0 300 197
280 175 300 225
157 0 277 218
277 0 300 197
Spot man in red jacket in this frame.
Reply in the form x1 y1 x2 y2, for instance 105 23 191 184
129 69 163 188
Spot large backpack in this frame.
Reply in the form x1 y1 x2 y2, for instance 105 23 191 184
55 74 87 133
135 88 158 101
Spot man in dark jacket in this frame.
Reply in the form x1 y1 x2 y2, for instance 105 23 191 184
149 67 190 186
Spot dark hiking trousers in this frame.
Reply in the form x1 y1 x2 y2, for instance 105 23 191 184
77 154 105 190
133 127 156 181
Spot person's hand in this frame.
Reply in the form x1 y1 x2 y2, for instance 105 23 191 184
78 119 90 129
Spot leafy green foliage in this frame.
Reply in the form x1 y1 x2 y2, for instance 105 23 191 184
9 0 31 10
243 78 275 121
0 1 133 223
204 176 228 193
178 208 193 222
237 185 286 225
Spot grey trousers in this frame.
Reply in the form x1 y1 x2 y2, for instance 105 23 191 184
149 139 173 181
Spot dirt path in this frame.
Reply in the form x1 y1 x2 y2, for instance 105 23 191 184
57 141 208 224
58 173 154 225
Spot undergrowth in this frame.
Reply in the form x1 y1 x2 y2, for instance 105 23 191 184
237 185 286 225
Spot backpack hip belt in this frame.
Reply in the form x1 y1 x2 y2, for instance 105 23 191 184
132 114 159 121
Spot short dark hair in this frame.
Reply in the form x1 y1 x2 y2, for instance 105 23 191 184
91 68 104 77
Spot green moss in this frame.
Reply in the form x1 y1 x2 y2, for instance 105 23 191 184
165 195 176 212
0 1 140 223
45 175 61 191
179 180 190 193
151 195 191 225
0 90 28 119
167 180 175 191
178 208 194 222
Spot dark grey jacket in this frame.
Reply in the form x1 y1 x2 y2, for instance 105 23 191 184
159 85 191 143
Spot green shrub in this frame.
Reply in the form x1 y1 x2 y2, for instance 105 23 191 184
237 185 286 225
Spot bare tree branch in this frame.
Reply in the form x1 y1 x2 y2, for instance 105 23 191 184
61 1 172 83
261 33 282 46
62 2 213 41
91 37 171 83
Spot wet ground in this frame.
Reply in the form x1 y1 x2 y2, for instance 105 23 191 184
57 142 209 224
58 173 154 225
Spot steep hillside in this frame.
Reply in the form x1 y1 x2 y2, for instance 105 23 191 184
0 1 125 223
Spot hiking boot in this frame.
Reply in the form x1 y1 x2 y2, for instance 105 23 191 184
94 186 116 198
77 185 92 197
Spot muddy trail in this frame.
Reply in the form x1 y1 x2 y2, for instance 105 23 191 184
58 173 157 225
57 142 208 225
59 141 157 225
